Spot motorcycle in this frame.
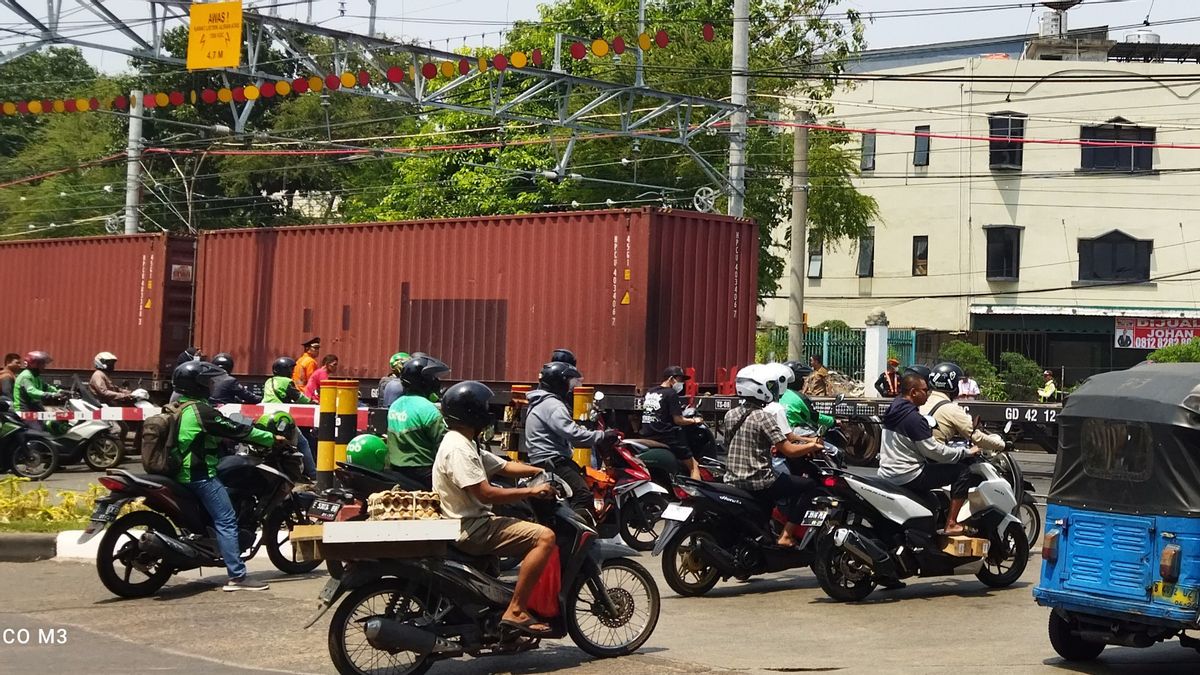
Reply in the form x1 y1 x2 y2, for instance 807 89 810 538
0 399 59 480
81 424 322 598
315 472 661 675
626 408 728 489
808 440 1030 602
44 385 128 471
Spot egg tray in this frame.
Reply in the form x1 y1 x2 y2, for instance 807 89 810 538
367 489 443 521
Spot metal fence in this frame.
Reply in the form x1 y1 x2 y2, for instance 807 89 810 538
758 326 918 380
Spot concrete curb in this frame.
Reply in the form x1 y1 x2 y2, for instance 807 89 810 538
0 532 58 562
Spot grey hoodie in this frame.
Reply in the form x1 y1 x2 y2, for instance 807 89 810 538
524 389 604 464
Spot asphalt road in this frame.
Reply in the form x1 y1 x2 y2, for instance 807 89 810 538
4 549 1200 675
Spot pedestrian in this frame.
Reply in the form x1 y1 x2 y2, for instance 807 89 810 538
874 358 901 397
0 353 22 405
804 355 830 397
293 337 321 390
304 354 339 401
957 370 981 401
1038 369 1058 403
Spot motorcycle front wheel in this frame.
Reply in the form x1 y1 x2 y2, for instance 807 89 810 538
96 511 176 598
84 435 124 471
566 557 660 658
618 493 668 552
328 578 434 675
263 506 321 575
812 532 877 602
11 438 58 480
977 523 1030 588
1018 495 1042 547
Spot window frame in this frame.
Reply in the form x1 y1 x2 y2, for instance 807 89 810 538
807 237 823 279
912 235 929 276
856 228 875 278
984 225 1022 281
1077 230 1153 282
1080 117 1156 172
860 131 877 172
988 112 1026 171
913 125 930 167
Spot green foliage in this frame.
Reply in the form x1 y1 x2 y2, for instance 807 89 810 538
938 340 997 380
999 351 1044 402
803 128 881 251
1148 338 1200 362
756 325 789 362
813 319 850 332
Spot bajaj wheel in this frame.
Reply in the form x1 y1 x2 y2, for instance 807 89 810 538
11 438 58 480
328 578 433 675
618 493 668 552
813 533 877 602
1048 611 1105 661
96 511 176 598
567 557 660 658
977 523 1030 588
660 524 720 596
263 507 322 575
84 435 124 471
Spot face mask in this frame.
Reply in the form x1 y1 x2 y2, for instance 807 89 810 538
672 382 684 394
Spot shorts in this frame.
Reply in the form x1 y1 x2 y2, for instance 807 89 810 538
456 516 549 558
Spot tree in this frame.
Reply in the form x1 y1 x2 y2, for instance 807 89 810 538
938 340 997 381
1148 338 1200 362
999 352 1043 402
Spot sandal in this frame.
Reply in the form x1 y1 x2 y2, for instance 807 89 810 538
500 616 554 637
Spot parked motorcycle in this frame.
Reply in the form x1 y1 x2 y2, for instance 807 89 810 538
809 450 1030 602
44 390 126 471
0 399 59 480
81 426 321 598
315 472 660 675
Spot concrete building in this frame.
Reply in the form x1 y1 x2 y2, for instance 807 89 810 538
768 19 1200 382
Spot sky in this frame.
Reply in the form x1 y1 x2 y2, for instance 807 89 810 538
2 0 1198 73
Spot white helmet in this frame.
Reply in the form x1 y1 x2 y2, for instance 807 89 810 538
764 362 794 389
736 364 780 404
94 352 118 370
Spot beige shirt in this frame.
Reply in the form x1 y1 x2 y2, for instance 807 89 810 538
919 390 1005 452
433 429 507 537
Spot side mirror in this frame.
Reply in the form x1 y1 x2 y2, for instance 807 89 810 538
1003 421 1013 434
593 391 605 402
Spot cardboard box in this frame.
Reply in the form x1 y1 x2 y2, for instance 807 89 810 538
290 519 461 563
940 535 990 558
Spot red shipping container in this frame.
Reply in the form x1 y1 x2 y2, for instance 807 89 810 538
195 209 756 389
0 234 195 377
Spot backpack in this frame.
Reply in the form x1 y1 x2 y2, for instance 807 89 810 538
141 401 190 476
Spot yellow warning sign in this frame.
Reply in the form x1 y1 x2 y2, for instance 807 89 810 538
620 291 631 305
187 2 243 71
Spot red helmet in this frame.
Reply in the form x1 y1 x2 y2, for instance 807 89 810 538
24 351 51 369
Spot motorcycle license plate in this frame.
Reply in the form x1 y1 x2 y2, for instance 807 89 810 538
800 509 829 527
308 499 342 522
661 503 693 522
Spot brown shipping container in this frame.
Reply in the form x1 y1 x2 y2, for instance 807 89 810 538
195 209 756 389
0 234 195 377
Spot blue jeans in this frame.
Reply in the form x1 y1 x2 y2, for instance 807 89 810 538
297 431 316 479
185 478 246 580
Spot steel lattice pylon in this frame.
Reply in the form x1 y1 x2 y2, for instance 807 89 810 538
0 0 740 193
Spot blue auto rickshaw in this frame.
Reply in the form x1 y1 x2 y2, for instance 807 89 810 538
1034 363 1200 661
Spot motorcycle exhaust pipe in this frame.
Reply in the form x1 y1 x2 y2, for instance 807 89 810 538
141 531 206 567
694 537 742 578
363 618 459 655
833 528 899 579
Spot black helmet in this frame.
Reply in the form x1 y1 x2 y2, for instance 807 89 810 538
400 354 450 397
272 357 296 377
929 362 962 397
538 361 581 399
212 352 235 373
441 381 496 432
550 348 577 367
173 361 225 398
902 364 932 381
782 360 812 391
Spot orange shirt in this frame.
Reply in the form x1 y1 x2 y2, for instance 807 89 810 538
293 353 317 388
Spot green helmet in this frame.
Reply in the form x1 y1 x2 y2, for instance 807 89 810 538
347 433 388 471
255 411 298 445
389 352 411 373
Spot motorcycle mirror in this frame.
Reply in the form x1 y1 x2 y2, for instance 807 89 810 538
593 391 605 402
1003 421 1013 434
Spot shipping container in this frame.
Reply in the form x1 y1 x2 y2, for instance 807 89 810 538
0 233 195 378
195 209 756 389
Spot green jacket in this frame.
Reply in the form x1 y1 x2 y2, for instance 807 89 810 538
386 394 446 468
13 369 58 412
780 389 834 430
174 396 276 483
263 375 312 404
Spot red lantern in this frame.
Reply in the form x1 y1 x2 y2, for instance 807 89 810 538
612 36 626 55
142 94 156 109
570 42 586 60
16 100 28 114
64 99 77 113
293 77 309 94
169 91 184 106
421 62 437 80
702 23 715 42
201 89 218 104
88 97 100 111
113 96 128 110
493 53 509 71
386 65 404 82
261 81 277 98
325 74 341 90
532 48 544 66
459 59 470 75
358 69 370 86
232 86 246 102
655 30 669 48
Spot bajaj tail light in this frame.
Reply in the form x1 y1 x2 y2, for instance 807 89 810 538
1042 529 1060 563
1161 544 1182 582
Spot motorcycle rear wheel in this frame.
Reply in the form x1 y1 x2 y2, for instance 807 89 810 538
976 523 1030 588
328 578 433 675
263 507 322 575
11 438 58 480
1018 495 1042 547
813 534 877 602
660 524 720 596
84 435 124 471
566 557 660 658
618 493 668 552
96 511 176 598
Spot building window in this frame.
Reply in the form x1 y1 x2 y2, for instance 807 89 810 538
1080 117 1155 172
856 228 875 277
912 236 928 276
985 226 1022 281
1078 230 1153 282
989 112 1026 170
807 237 823 279
860 131 876 171
913 125 930 166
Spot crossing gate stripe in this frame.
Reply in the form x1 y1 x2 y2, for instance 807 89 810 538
19 404 371 430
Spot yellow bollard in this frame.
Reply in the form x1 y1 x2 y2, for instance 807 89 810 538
316 380 339 490
334 380 359 466
505 384 531 462
571 386 595 468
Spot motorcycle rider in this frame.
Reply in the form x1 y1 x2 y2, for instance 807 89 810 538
780 361 835 430
640 366 703 480
171 361 285 592
378 352 411 408
524 361 616 512
433 380 557 637
920 362 1005 452
386 354 451 489
879 372 980 536
88 352 137 405
723 364 824 548
14 351 61 415
209 353 262 405
263 357 317 481
0 353 22 405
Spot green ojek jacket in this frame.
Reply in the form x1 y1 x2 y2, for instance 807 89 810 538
175 396 276 483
